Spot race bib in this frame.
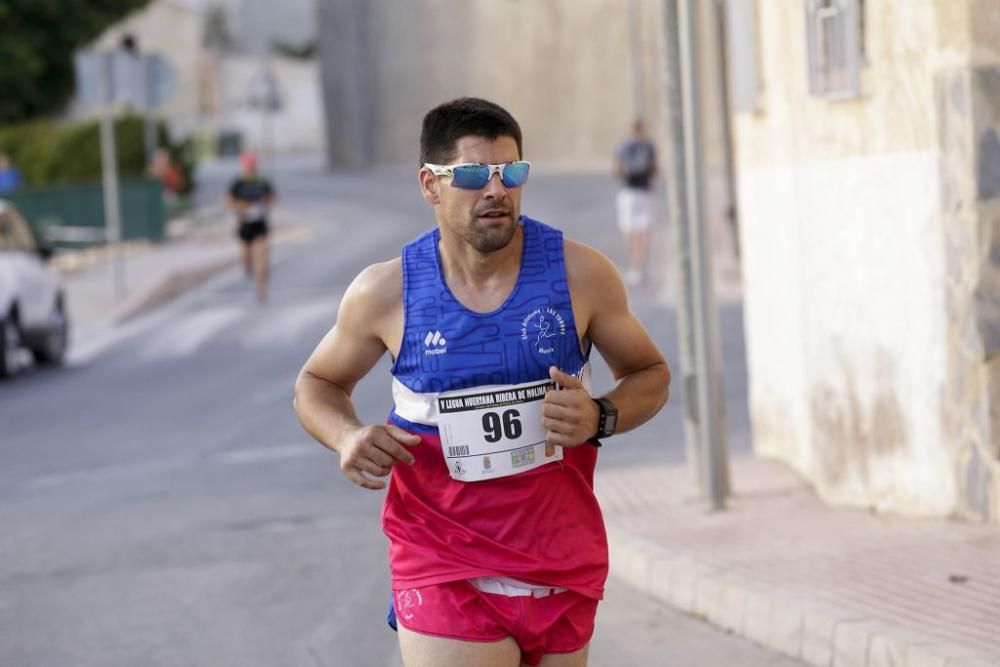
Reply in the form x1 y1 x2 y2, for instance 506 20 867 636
242 203 265 221
437 379 561 482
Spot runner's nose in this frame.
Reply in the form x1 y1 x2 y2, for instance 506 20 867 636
482 172 507 199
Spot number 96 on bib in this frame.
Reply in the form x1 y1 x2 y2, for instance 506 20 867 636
436 379 561 482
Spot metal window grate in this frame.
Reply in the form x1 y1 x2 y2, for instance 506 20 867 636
805 0 862 98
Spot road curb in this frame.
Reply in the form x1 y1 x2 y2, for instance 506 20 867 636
607 530 984 667
115 256 239 325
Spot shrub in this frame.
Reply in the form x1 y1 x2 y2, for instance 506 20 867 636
0 115 195 194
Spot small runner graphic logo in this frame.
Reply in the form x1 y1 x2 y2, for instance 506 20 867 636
424 330 447 355
397 589 423 621
520 308 566 355
453 460 466 476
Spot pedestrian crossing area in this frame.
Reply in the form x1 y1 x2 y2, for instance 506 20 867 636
69 290 343 367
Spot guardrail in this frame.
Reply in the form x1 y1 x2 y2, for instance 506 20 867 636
6 179 166 248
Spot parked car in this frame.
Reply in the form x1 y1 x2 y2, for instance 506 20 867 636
0 200 68 378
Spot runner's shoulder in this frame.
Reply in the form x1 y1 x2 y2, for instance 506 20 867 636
563 237 619 283
562 237 626 306
341 257 403 321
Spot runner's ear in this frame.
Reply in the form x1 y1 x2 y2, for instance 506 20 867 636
418 168 440 205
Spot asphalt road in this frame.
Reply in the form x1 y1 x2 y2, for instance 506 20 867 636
0 159 800 666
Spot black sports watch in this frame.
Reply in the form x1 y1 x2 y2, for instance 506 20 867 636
588 397 619 447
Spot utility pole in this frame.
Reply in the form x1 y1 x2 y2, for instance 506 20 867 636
98 52 126 300
627 0 646 115
661 0 730 509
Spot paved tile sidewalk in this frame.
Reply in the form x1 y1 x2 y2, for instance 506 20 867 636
597 457 1000 667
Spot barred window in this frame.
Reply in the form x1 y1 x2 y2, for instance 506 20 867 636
805 0 864 99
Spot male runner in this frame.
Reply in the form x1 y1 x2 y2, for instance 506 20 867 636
294 98 670 667
226 151 275 303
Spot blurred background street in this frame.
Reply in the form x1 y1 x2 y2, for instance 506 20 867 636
0 159 795 666
1 0 998 665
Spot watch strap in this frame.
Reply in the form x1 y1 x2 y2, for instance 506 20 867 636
592 397 619 439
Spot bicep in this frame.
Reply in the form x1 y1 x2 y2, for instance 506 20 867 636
300 281 391 395
300 321 386 396
576 251 664 379
589 301 664 380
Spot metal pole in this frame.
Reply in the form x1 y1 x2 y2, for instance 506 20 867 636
254 51 268 170
675 0 730 508
714 0 741 260
660 0 702 486
143 56 158 165
627 0 646 115
98 53 126 299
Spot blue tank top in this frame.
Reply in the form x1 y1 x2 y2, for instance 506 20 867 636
390 216 590 424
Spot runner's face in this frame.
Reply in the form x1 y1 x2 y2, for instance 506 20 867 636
434 135 522 254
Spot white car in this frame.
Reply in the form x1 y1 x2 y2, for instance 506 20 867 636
0 200 68 378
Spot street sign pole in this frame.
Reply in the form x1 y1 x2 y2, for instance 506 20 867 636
660 0 702 487
78 48 176 301
97 53 126 299
663 0 730 509
143 56 158 164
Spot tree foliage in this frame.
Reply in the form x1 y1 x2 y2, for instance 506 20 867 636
0 0 152 123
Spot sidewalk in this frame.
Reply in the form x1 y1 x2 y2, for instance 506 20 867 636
53 196 999 667
596 458 1000 667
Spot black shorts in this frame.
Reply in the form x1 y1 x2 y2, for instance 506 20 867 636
238 220 269 244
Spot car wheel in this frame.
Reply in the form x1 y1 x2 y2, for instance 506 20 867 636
32 301 68 366
0 315 22 379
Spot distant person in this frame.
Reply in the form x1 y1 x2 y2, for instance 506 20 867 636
226 152 275 303
147 148 185 198
613 119 658 286
0 153 22 194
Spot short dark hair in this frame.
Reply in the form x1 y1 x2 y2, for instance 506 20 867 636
419 97 523 165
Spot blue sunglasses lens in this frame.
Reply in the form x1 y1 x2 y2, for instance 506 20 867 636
448 162 530 189
500 161 530 188
451 165 491 189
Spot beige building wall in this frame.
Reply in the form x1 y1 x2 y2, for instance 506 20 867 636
319 0 668 169
91 0 327 155
735 0 1000 520
316 0 738 294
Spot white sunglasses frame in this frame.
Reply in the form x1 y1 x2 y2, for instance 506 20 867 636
422 161 532 188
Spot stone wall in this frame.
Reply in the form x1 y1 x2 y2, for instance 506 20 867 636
735 0 1000 520
938 64 1000 520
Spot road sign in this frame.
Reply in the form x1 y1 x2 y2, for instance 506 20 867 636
74 50 176 110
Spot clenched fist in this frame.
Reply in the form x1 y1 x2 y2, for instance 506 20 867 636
542 366 599 447
339 424 421 490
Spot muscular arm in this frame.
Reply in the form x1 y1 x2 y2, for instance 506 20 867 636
542 239 671 445
293 259 417 489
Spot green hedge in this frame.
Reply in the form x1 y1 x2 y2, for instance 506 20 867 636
0 115 195 194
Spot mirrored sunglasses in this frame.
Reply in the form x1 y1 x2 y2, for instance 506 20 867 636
423 161 531 190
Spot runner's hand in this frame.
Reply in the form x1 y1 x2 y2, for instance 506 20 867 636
543 367 599 447
339 425 421 490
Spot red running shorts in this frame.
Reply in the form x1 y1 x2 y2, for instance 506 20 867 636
393 580 598 666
